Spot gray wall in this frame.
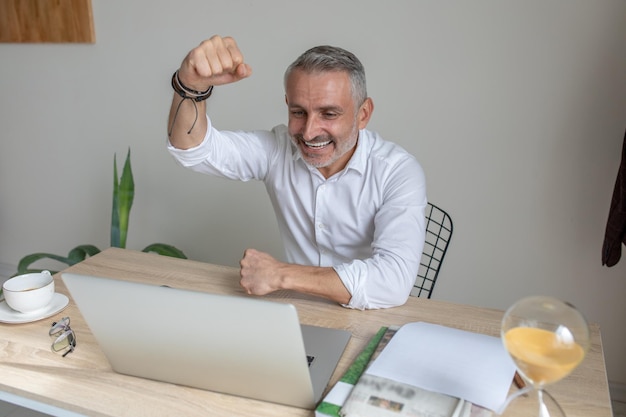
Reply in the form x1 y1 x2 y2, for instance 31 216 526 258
1 0 625 385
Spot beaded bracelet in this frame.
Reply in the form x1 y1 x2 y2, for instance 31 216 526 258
171 70 213 102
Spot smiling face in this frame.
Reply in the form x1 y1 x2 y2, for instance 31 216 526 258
285 69 373 178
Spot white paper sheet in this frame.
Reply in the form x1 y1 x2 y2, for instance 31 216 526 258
365 322 516 411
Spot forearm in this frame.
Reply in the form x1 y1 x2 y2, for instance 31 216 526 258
167 93 208 150
239 249 351 305
278 264 351 305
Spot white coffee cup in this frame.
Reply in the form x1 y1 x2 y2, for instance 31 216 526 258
2 270 55 313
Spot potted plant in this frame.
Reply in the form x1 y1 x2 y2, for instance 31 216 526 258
14 149 186 276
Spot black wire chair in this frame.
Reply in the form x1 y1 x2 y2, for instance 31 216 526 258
411 202 454 298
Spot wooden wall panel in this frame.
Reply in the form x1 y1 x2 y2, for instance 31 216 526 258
0 0 95 43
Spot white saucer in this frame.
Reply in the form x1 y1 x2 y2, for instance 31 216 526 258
0 293 69 324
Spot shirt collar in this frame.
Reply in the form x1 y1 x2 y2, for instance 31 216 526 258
345 130 368 175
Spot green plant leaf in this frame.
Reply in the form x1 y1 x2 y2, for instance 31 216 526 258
15 244 101 276
111 152 121 247
142 243 187 259
67 244 101 264
117 148 135 249
110 148 134 248
17 253 72 275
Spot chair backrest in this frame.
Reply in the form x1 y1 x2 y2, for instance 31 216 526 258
411 202 453 298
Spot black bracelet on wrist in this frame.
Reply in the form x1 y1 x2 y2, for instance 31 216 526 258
171 70 213 102
168 70 213 136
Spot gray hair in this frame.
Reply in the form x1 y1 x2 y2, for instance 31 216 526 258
284 45 367 106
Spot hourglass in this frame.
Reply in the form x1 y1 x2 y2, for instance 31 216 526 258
498 296 590 417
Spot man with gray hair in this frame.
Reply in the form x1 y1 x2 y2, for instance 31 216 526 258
167 35 426 310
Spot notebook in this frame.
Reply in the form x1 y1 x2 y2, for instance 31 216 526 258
61 272 351 409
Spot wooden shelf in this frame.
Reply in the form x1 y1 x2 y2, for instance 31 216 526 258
0 0 95 43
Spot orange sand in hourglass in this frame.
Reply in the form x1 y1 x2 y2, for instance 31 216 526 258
504 327 586 386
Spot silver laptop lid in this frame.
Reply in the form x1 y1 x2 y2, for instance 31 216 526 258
62 272 336 409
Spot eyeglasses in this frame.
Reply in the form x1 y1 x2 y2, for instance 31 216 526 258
49 317 76 357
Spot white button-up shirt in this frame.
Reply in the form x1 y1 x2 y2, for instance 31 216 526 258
167 115 427 309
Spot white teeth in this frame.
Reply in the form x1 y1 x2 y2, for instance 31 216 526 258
305 140 331 148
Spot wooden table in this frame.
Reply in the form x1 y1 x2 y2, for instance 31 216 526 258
0 248 613 417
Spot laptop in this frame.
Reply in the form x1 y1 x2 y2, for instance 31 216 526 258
61 272 351 409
